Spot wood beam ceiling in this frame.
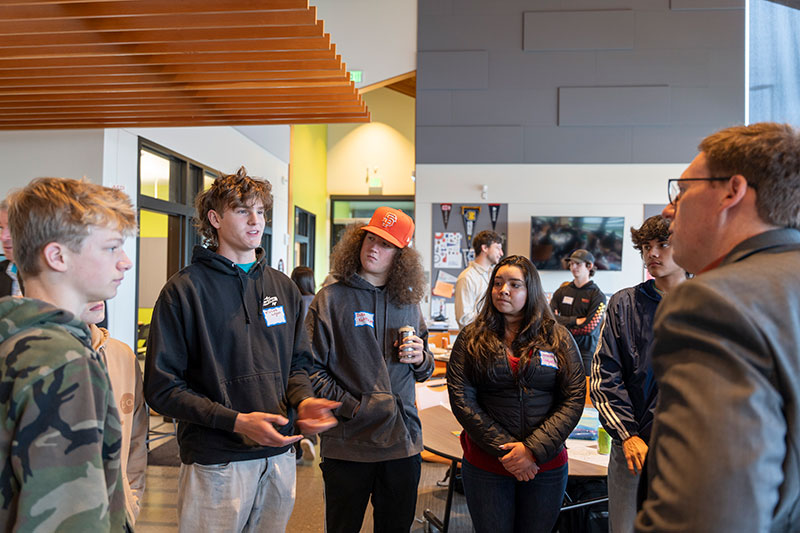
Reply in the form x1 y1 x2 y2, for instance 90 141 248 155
0 0 370 129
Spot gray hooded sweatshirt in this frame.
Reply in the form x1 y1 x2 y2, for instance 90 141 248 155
306 274 434 462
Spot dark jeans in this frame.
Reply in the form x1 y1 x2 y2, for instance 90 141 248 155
320 454 422 533
462 459 568 533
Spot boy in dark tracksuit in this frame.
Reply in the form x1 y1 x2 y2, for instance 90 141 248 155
307 207 434 533
550 249 606 375
590 216 686 533
144 167 338 533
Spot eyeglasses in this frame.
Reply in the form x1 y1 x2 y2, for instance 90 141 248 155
667 177 731 205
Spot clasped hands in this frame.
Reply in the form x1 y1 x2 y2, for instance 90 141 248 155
499 441 539 482
234 397 341 447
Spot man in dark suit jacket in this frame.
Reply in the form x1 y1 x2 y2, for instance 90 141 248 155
0 200 22 298
636 123 800 532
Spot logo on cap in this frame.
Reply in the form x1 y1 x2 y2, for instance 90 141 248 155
381 213 397 227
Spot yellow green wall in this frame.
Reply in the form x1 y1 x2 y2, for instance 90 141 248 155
290 124 329 289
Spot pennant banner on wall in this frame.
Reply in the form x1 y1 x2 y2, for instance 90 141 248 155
461 206 481 244
440 203 452 229
461 248 475 266
488 204 501 230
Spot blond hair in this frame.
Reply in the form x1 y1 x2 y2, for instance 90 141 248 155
194 166 273 249
7 177 136 276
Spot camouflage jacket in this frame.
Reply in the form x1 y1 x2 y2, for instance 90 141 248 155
0 297 128 532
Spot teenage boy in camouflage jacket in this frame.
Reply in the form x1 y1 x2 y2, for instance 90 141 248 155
0 178 136 532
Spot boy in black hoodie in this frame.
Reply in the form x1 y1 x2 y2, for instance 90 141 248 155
549 249 607 375
144 167 339 533
307 207 434 533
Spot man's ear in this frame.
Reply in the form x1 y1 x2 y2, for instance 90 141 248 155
208 209 222 229
720 174 750 211
480 244 489 255
41 242 68 273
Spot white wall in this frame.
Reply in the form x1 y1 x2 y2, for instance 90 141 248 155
415 162 687 317
312 0 416 88
327 89 416 195
0 130 105 199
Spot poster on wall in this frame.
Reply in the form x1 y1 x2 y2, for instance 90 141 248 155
433 232 463 269
431 203 508 330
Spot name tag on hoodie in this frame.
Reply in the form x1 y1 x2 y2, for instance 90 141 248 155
263 306 286 327
354 311 374 328
540 350 558 369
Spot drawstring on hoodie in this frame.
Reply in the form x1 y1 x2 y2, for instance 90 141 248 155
235 264 251 324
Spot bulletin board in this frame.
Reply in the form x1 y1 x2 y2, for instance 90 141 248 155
430 203 508 329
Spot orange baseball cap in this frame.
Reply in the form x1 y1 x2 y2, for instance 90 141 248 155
363 207 415 248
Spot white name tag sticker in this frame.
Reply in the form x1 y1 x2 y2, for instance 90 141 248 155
540 350 558 369
562 296 574 305
354 311 375 328
262 306 287 327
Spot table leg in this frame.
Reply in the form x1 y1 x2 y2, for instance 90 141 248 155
423 459 458 533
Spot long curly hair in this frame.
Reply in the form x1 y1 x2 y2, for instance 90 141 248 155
330 223 425 305
464 255 569 385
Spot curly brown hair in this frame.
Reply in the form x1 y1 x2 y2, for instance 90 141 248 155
330 223 425 305
630 215 671 253
194 166 272 248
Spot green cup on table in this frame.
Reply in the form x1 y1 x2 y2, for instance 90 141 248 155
597 427 611 455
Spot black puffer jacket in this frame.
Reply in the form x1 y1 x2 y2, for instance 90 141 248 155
447 323 585 464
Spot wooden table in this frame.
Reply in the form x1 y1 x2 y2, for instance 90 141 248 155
419 405 608 532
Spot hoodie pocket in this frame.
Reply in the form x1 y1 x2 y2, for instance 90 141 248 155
221 371 286 417
344 391 409 447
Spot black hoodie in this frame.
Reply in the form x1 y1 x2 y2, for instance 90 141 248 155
144 246 314 465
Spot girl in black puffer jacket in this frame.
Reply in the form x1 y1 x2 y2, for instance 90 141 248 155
447 255 585 533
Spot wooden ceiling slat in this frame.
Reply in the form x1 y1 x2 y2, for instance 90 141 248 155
0 11 318 36
0 85 359 101
0 22 325 48
0 113 371 126
0 50 337 69
0 116 371 130
0 102 366 115
0 93 359 107
0 71 350 89
0 37 332 59
0 0 309 19
0 105 367 119
0 59 343 78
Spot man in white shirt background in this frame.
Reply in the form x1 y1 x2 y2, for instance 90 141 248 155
454 230 503 328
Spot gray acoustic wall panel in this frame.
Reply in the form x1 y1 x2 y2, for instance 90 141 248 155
416 0 745 164
558 86 671 126
635 10 744 49
523 126 633 163
416 91 452 126
631 125 724 163
416 126 523 163
523 10 634 51
417 51 489 90
670 0 745 10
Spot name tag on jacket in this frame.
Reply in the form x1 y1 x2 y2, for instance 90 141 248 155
354 311 375 328
263 306 286 327
562 296 574 305
540 350 558 369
